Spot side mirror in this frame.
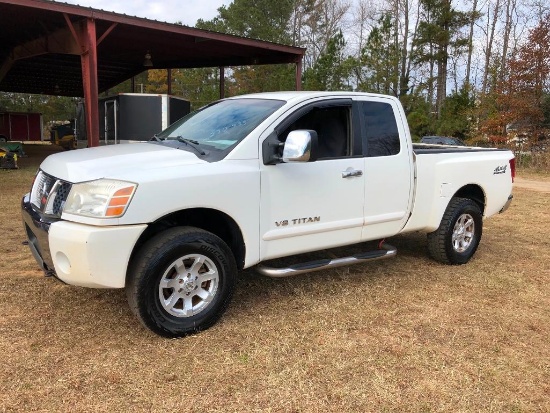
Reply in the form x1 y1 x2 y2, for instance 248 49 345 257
282 130 318 163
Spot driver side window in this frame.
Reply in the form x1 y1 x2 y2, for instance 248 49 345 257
280 106 350 159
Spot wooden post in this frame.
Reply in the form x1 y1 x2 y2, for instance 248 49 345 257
80 18 99 147
220 66 225 99
295 58 302 91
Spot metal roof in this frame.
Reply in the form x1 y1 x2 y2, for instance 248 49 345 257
0 0 305 97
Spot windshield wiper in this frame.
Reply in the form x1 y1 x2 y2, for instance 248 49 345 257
176 136 206 155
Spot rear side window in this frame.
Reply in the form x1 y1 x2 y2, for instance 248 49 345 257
361 102 400 157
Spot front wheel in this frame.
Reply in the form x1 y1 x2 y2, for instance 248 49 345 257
427 197 483 265
126 227 237 337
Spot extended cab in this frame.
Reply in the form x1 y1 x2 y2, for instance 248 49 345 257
21 92 514 337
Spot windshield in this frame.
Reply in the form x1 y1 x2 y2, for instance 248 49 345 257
156 98 285 151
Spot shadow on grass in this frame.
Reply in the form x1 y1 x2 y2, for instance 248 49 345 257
23 232 430 340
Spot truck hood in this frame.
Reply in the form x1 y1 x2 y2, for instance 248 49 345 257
40 143 206 183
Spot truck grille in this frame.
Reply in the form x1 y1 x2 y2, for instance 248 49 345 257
30 170 72 217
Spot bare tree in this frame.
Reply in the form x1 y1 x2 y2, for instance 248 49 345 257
499 0 516 80
382 0 418 97
300 0 350 68
482 0 501 94
348 0 378 54
347 0 380 87
396 0 411 96
465 0 479 87
528 0 550 21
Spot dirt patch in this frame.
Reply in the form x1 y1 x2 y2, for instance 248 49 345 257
1 144 549 412
514 176 550 193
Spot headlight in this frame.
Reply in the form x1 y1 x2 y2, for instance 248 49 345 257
63 179 137 218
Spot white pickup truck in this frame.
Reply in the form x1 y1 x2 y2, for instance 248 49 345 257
22 92 514 337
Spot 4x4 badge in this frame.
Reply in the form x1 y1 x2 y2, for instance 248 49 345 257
493 165 507 175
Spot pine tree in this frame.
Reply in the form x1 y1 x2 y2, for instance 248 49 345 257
413 0 469 118
356 14 400 96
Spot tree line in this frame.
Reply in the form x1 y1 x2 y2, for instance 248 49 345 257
1 0 549 159
153 0 550 154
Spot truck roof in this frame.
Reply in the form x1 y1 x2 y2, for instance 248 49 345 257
225 91 397 103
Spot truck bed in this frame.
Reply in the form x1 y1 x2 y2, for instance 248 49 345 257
404 144 514 234
413 143 508 154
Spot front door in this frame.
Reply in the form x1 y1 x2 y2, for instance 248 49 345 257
259 101 365 261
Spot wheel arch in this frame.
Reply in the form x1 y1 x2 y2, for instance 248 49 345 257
453 184 486 215
129 208 246 271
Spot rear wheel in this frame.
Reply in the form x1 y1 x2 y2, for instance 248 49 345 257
126 227 236 337
427 197 483 265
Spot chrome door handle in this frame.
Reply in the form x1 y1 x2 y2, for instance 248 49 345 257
342 169 363 178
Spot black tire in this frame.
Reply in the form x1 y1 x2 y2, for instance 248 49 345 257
0 136 7 143
427 197 483 265
126 227 236 338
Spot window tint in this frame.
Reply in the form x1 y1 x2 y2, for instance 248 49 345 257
280 106 350 159
361 102 400 157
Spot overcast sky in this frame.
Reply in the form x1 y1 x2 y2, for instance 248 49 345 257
62 0 231 27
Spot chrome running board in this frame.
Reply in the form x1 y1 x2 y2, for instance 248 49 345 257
256 243 397 278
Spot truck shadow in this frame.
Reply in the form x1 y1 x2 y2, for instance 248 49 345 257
27 231 454 340
231 232 430 310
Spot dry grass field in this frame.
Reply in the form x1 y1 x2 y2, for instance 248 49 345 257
1 144 549 412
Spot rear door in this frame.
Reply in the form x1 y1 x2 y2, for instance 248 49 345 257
356 97 414 240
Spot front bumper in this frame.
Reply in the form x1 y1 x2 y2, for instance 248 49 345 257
22 194 147 288
22 193 57 276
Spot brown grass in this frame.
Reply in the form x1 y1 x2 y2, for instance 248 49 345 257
1 144 549 412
